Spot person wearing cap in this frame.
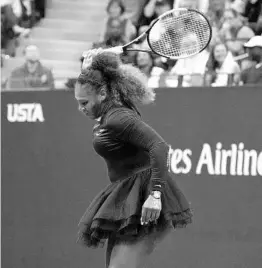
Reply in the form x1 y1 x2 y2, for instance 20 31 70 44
240 35 262 85
220 8 255 57
9 45 54 90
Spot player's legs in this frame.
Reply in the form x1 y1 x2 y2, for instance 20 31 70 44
106 235 117 268
106 225 172 268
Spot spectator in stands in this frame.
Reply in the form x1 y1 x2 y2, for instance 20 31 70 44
210 25 223 49
1 2 30 56
240 35 262 85
100 0 136 44
11 0 33 28
9 45 54 90
34 0 46 21
206 1 226 30
173 0 200 10
134 50 164 88
135 24 150 47
158 31 209 87
205 41 241 86
141 0 172 26
95 31 136 64
220 8 255 56
227 0 246 14
161 31 209 87
168 49 210 87
131 22 175 77
243 0 261 25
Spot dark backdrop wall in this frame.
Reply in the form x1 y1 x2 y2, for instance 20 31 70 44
1 87 262 268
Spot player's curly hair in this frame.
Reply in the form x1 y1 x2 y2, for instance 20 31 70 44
76 52 155 111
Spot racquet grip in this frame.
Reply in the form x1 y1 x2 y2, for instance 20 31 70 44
104 46 124 55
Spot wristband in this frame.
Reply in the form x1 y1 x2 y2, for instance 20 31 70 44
150 178 165 193
151 191 161 199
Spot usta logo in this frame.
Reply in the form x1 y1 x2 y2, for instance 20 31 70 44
7 103 45 122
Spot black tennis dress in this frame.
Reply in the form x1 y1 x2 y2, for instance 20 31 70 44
77 105 192 248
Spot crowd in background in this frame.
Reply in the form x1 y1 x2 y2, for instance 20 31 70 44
1 0 49 89
1 0 46 56
92 0 262 88
1 0 262 90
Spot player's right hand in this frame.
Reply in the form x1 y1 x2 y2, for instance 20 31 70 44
105 46 123 55
81 48 103 69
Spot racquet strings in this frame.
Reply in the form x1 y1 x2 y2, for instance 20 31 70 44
148 9 211 59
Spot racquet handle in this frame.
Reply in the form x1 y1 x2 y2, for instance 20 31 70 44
104 46 124 55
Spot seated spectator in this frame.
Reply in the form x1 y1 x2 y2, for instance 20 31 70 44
105 32 126 47
240 35 262 85
1 2 30 56
220 8 255 56
174 0 200 10
205 41 241 86
9 45 54 90
141 0 172 27
159 30 209 87
210 25 223 48
168 48 210 87
95 31 136 64
11 0 33 28
243 0 261 25
135 24 150 47
133 50 164 88
100 0 136 44
226 0 246 14
34 0 46 21
207 1 226 30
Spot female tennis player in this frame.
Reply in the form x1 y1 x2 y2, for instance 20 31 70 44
75 47 192 268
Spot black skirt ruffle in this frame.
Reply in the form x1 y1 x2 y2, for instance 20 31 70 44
77 169 193 248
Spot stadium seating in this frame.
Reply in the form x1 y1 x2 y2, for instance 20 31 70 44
5 0 109 87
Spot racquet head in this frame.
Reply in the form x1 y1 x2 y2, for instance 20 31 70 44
147 8 212 59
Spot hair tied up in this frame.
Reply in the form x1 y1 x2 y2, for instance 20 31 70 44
91 52 121 78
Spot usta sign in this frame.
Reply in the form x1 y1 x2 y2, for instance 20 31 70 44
7 103 45 122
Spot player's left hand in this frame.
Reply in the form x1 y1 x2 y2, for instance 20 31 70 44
141 193 162 225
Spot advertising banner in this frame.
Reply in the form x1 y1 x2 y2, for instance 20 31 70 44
1 87 262 268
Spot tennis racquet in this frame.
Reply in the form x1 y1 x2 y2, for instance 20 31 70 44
108 8 212 60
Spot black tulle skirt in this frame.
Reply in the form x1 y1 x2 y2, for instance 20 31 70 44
77 168 193 248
